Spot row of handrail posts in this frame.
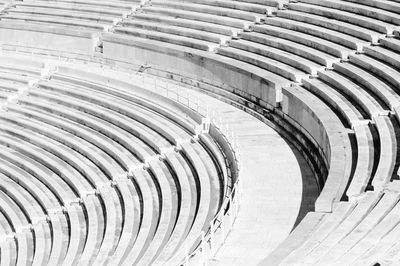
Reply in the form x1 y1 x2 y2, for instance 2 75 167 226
1 49 243 266
137 74 243 266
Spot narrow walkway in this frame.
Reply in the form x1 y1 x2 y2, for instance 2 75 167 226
171 87 319 266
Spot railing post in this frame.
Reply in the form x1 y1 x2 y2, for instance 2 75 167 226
220 212 225 245
228 194 233 229
209 221 214 257
201 231 207 265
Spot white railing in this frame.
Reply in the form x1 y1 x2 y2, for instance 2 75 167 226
137 74 244 266
0 49 244 266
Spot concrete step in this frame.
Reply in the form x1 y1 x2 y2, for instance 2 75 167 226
253 24 352 59
229 38 324 75
240 31 340 67
217 46 309 82
263 16 369 51
288 2 395 35
298 0 400 25
113 27 214 51
281 6 385 43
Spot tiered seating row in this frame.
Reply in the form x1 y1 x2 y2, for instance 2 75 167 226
0 62 232 265
280 181 400 265
111 0 285 51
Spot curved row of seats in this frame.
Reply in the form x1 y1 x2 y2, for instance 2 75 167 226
280 181 400 265
1 0 400 265
99 0 400 264
0 60 232 265
1 0 140 33
111 0 284 51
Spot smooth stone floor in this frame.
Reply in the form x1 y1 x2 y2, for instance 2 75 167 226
181 89 318 266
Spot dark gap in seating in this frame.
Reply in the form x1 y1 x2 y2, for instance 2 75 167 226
301 80 352 128
343 62 392 111
81 200 90 250
342 131 357 201
163 158 182 228
198 138 226 206
390 116 400 182
130 177 144 228
113 185 126 234
147 168 163 232
368 123 380 191
321 71 370 120
179 150 200 228
96 195 107 243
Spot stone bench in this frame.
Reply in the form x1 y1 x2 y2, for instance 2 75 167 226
240 31 340 68
1 13 109 31
168 0 276 15
371 116 397 189
364 45 400 74
166 142 214 262
318 69 383 118
334 61 400 113
9 6 118 23
282 182 400 265
150 0 264 22
287 2 395 35
343 0 400 14
113 27 213 51
4 103 129 264
264 17 368 51
0 132 79 203
217 46 309 82
280 6 384 43
349 193 400 265
298 191 382 264
122 19 224 44
18 1 131 16
229 39 324 75
252 24 352 59
132 13 237 36
349 54 400 120
36 79 189 148
141 6 251 29
107 177 141 265
302 78 363 127
347 124 375 198
51 68 203 131
380 37 400 54
21 84 165 156
0 212 17 266
0 173 52 265
302 76 376 199
136 159 178 264
0 190 34 265
281 85 353 212
298 0 400 25
279 201 355 265
316 187 400 264
0 121 105 264
153 152 198 263
122 168 161 264
14 93 141 170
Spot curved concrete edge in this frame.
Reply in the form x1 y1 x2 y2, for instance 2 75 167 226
258 212 326 266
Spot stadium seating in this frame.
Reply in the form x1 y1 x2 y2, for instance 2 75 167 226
1 0 400 265
0 57 233 265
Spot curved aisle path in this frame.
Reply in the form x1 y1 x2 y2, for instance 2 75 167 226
151 82 319 266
